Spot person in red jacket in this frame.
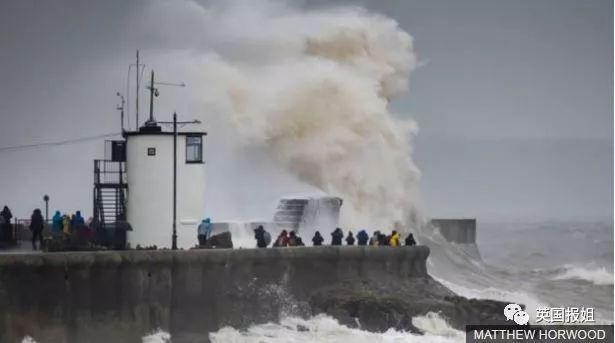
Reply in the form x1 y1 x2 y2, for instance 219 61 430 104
273 230 289 247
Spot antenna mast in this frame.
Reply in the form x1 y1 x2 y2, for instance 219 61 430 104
142 70 161 131
116 92 125 132
135 50 140 129
147 70 156 125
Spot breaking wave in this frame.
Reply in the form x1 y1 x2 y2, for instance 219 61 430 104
194 0 423 230
142 330 172 343
208 313 463 343
416 221 613 323
551 265 614 286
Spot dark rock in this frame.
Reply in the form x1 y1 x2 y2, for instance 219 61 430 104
309 278 511 333
202 231 233 249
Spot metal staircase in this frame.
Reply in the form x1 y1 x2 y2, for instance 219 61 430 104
93 159 127 238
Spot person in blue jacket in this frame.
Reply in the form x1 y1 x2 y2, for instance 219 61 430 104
356 230 369 246
71 210 85 229
52 211 62 233
198 217 212 246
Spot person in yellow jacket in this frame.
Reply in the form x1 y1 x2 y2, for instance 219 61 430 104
62 214 71 235
389 230 401 247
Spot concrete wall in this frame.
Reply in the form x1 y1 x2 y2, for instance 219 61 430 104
430 219 477 244
0 246 429 343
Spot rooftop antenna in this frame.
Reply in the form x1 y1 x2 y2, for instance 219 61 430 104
145 70 159 127
135 50 141 129
116 92 125 132
142 69 186 129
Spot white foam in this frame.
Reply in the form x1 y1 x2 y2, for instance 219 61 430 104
552 265 614 286
142 329 171 343
209 313 464 343
412 312 465 340
433 277 548 325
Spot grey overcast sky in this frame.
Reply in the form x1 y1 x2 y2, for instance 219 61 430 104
0 0 612 221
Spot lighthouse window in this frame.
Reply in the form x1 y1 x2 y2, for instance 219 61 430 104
186 135 202 163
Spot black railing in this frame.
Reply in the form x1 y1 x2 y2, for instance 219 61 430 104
94 159 127 185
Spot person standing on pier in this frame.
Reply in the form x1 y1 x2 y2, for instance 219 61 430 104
389 230 401 247
357 230 369 246
331 228 343 246
273 230 289 247
345 231 355 245
254 225 270 248
52 211 62 234
405 232 417 246
30 209 44 250
62 214 71 235
288 231 305 246
71 211 85 229
1 206 13 242
312 231 324 246
197 218 212 246
369 231 380 246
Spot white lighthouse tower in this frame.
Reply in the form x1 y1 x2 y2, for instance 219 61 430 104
124 123 206 249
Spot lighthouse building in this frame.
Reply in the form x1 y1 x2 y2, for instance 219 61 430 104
124 124 206 249
93 63 206 249
93 121 206 250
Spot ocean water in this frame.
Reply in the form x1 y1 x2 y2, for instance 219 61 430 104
20 221 614 343
425 220 613 324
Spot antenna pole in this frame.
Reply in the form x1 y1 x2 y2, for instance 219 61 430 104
149 70 155 123
135 50 140 129
121 97 125 132
172 112 177 250
117 93 125 132
157 113 201 250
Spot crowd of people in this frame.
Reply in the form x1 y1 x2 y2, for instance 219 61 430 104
32 209 89 250
253 226 418 248
0 204 92 250
5 204 420 252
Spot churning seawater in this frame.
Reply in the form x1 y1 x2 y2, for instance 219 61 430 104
426 220 613 325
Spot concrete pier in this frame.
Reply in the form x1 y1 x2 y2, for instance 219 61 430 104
0 247 431 342
430 218 477 244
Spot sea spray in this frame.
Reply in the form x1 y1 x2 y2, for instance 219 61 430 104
191 0 423 230
132 0 424 230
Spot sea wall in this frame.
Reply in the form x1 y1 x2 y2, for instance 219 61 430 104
430 218 477 244
0 246 433 343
